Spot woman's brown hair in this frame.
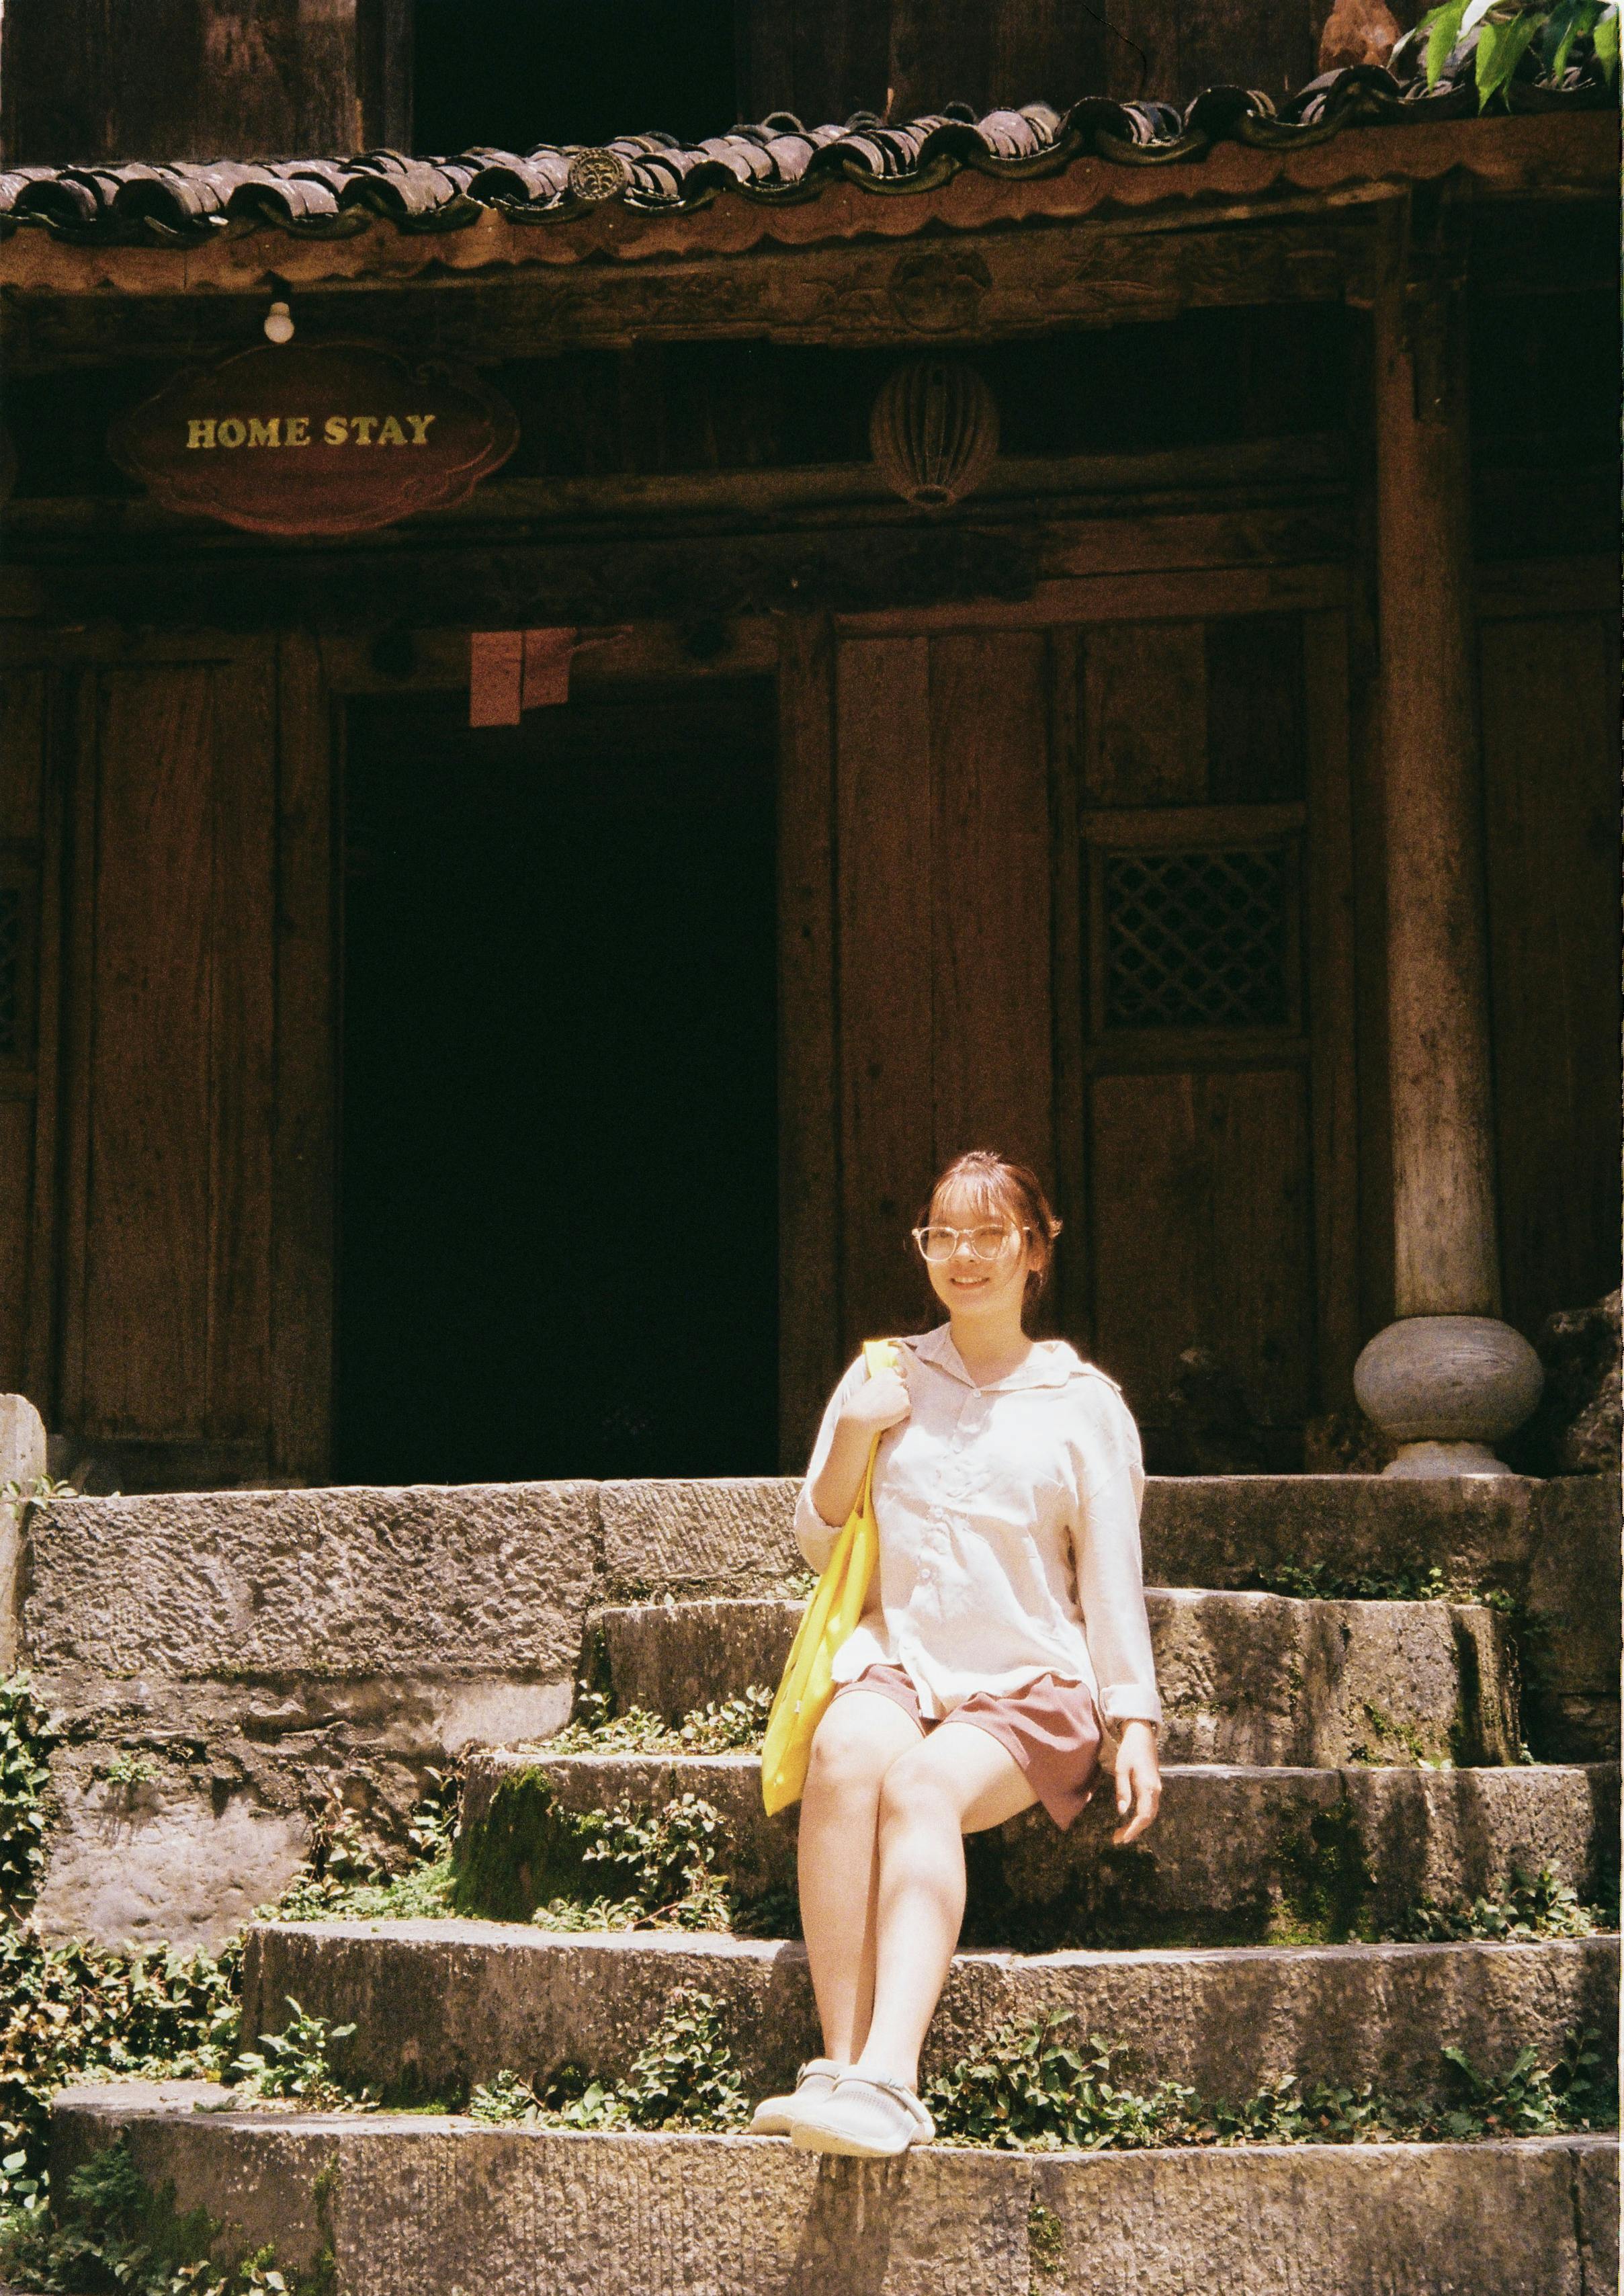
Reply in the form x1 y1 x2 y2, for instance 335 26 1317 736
916 1148 1063 1322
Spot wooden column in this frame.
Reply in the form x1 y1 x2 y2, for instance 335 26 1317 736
1353 200 1543 1474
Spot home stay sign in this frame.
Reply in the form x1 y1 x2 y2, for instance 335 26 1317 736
109 341 519 537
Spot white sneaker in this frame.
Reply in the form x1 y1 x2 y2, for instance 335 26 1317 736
749 2057 843 2135
789 2074 936 2158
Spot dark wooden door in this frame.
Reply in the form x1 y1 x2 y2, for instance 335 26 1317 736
775 602 1357 1471
1062 610 1355 1469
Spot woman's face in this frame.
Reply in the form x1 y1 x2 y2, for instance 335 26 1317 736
923 1183 1037 1322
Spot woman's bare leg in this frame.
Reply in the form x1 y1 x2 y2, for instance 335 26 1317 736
855 1726 1036 2090
797 1693 925 2064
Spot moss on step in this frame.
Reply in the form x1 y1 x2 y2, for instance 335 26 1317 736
1275 1799 1378 1943
0 2136 338 2295
1347 1703 1441 1769
1027 2197 1066 2283
462 1988 751 2133
456 1760 1615 1953
452 1773 736 1931
436 2010 1617 2158
451 1767 594 1923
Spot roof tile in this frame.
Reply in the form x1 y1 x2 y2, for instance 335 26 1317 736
0 48 1611 244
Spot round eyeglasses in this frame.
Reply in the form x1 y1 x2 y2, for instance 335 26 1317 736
912 1222 1023 1264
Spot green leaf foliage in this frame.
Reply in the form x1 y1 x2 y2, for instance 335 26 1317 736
1474 9 1543 100
0 1674 63 1912
0 2135 335 2295
1416 0 1619 93
466 1989 749 2134
920 2010 1615 2153
232 1999 374 2111
1422 0 1469 81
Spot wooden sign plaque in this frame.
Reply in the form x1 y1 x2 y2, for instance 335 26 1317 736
108 341 520 537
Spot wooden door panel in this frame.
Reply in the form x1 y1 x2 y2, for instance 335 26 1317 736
1088 1068 1204 1413
929 630 1053 1182
66 655 277 1453
204 655 275 1431
1081 622 1207 806
0 1103 33 1390
836 636 932 1351
1088 1064 1313 1429
1205 1064 1315 1426
81 669 217 1434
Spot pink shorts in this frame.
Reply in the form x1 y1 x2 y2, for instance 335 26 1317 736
831 1662 1103 1830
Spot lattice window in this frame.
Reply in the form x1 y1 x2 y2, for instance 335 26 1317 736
1101 847 1291 1029
0 886 19 1060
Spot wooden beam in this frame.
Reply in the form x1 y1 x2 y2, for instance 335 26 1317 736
0 496 1351 637
0 214 1371 373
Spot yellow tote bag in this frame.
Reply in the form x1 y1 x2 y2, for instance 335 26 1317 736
761 1338 899 1816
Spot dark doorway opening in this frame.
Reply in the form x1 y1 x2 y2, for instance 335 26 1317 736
336 681 778 1484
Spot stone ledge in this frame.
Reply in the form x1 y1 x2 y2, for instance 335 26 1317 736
19 1482 599 1950
50 2085 1621 2296
239 1920 1621 2113
456 1751 1622 1949
593 1590 1520 1767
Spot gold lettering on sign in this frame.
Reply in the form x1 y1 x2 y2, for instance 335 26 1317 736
185 413 441 450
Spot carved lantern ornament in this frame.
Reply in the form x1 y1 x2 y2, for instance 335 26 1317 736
869 359 999 511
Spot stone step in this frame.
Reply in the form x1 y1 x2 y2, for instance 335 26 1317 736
591 1590 1520 1767
455 1750 1620 1951
18 1471 1616 1951
595 1473 1604 1612
241 1919 1619 2116
52 2084 1620 2296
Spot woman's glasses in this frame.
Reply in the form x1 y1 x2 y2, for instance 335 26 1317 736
912 1222 1022 1264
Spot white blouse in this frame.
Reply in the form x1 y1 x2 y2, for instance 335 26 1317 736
793 1324 1162 1732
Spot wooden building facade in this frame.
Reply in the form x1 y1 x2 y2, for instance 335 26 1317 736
0 58 1617 1486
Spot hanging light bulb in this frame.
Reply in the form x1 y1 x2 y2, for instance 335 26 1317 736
263 300 295 346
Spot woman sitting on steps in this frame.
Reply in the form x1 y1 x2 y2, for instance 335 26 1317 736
753 1148 1164 2159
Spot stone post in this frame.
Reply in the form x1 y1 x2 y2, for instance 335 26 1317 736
0 1393 48 1671
1353 200 1543 1476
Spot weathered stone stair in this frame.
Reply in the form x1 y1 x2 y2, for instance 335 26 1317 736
593 1588 1521 1767
241 1920 1617 2114
456 1746 1615 1948
38 1473 1621 2293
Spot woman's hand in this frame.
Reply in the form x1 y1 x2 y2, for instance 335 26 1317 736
839 1367 912 1437
808 1363 912 1529
1111 1719 1162 1846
